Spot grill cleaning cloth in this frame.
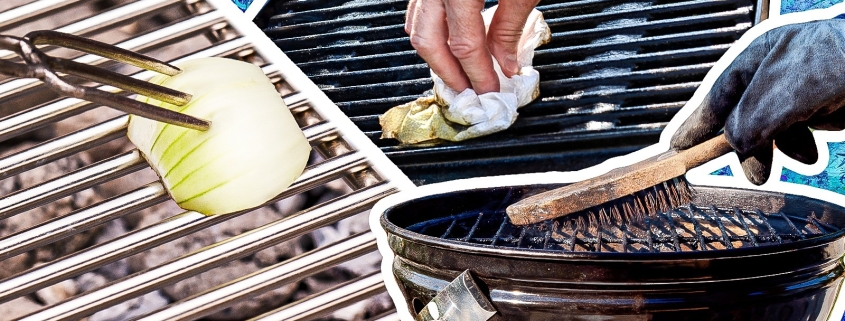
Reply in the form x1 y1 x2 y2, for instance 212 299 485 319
379 5 551 144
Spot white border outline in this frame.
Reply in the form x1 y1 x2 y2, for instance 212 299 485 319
370 4 845 320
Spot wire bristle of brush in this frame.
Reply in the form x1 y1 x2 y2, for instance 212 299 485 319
558 177 694 232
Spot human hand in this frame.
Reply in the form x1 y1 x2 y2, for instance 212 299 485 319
405 0 540 95
670 19 845 185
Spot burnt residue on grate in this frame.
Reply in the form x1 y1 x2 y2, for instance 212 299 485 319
403 205 840 253
259 0 756 184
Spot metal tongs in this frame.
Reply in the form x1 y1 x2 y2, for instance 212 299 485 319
0 30 209 131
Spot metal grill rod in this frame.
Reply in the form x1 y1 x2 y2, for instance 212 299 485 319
0 150 370 303
0 0 181 59
0 150 146 218
249 271 385 321
0 0 83 30
16 182 397 321
0 115 127 180
135 233 379 320
535 25 751 60
0 182 168 259
0 120 335 258
0 36 252 142
0 9 225 99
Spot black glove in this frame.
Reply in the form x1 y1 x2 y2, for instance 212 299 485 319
671 19 845 185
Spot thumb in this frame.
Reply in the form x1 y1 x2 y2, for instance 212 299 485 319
487 0 539 77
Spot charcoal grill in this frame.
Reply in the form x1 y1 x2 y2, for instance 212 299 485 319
258 0 761 184
0 0 414 320
381 182 845 320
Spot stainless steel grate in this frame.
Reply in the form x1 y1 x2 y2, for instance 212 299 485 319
0 0 413 320
259 0 758 184
408 205 840 253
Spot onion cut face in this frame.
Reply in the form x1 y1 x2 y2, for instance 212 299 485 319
127 57 311 215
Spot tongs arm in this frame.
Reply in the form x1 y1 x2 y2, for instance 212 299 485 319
0 31 210 131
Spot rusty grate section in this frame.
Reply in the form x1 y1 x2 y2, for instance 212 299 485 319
0 0 410 320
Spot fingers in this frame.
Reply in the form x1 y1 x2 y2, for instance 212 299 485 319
726 23 845 154
488 0 540 77
670 35 769 151
775 125 818 165
408 0 472 92
810 107 845 131
738 145 773 186
405 0 418 35
442 0 500 94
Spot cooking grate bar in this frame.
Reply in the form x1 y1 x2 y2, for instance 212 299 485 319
780 211 806 240
0 10 226 100
0 183 168 259
436 205 833 253
0 0 182 60
462 213 484 242
135 233 378 320
0 115 127 180
704 206 734 249
249 271 385 321
0 36 252 142
534 25 750 61
663 212 681 251
756 209 784 244
0 150 146 218
0 0 84 30
0 149 372 304
548 8 752 41
734 208 759 246
489 214 510 247
17 182 396 321
0 121 335 259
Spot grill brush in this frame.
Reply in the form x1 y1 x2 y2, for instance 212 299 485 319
506 133 734 226
0 30 209 131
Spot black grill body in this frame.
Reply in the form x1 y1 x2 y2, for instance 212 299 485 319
381 184 845 320
258 0 756 185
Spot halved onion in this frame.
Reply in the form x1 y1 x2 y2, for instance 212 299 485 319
127 57 311 215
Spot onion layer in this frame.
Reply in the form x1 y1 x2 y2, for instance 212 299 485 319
127 57 311 215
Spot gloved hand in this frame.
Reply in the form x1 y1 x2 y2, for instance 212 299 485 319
670 19 845 185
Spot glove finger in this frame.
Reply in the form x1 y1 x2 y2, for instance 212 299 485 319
774 125 817 165
809 107 845 131
727 21 845 154
670 35 770 151
738 144 773 186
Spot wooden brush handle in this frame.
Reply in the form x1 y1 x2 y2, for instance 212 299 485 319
505 133 734 226
677 133 733 170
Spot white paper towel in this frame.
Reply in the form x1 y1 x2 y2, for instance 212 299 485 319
379 5 551 144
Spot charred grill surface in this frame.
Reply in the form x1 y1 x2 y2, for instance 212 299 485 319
260 0 756 184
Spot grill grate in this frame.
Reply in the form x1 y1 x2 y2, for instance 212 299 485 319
259 0 757 184
407 205 840 253
0 0 412 320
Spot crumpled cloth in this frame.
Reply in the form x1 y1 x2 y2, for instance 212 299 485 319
379 5 551 144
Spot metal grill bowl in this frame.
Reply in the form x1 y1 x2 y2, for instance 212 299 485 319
381 183 845 320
